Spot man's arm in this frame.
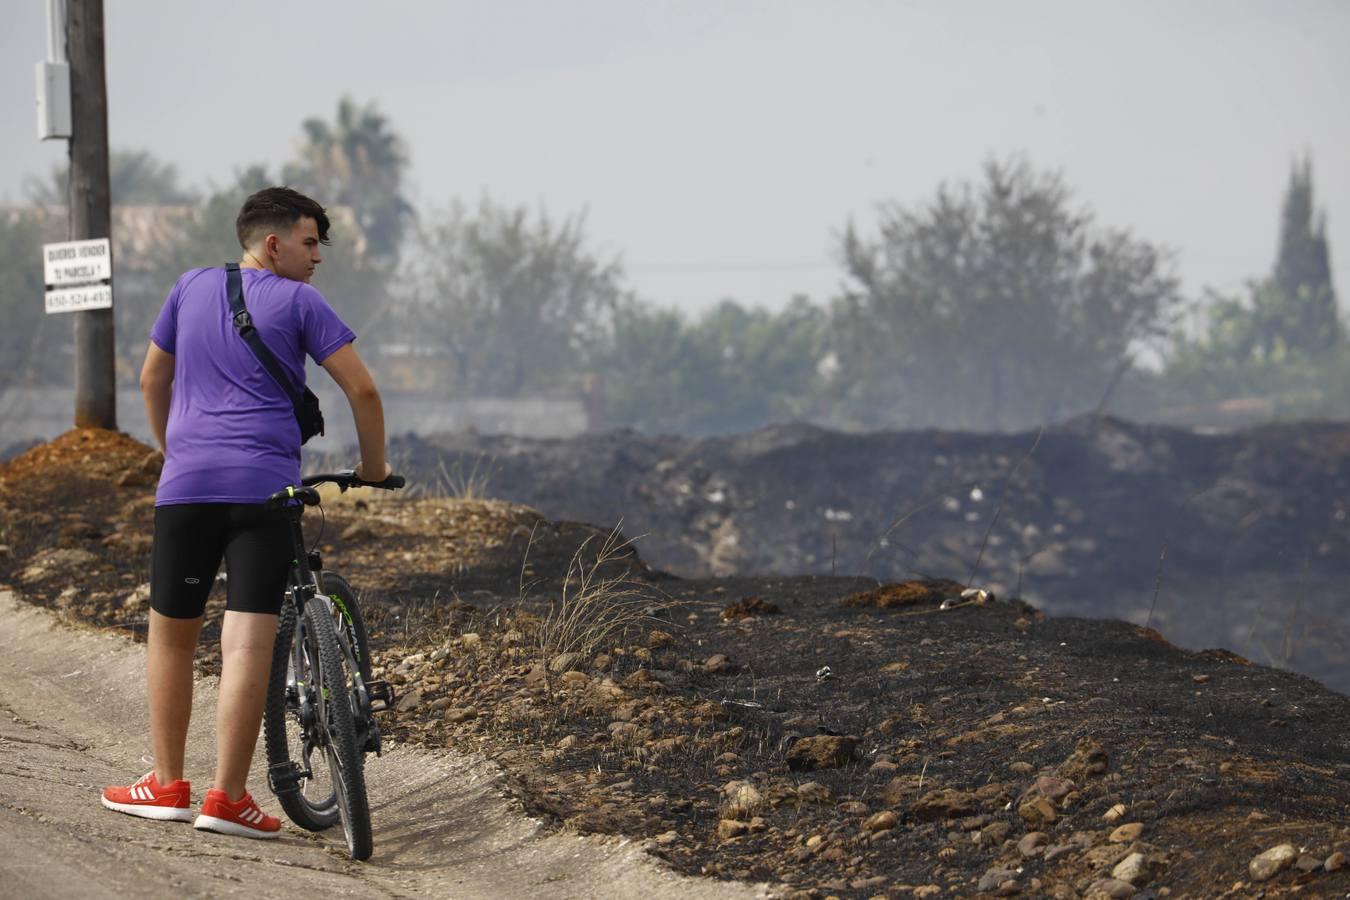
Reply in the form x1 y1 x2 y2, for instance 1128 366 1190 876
320 343 389 481
140 342 174 453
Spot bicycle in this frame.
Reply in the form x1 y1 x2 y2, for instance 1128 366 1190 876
260 469 404 861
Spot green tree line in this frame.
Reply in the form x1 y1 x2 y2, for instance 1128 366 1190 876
2 98 1342 433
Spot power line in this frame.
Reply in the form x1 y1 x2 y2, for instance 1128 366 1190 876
627 260 835 274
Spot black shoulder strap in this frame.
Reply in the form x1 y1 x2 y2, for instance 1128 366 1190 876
225 263 306 416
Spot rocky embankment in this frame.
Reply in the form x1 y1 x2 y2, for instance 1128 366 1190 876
3 429 1350 897
384 416 1350 693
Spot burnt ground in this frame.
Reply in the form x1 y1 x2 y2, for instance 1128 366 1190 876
378 416 1350 694
3 429 1350 898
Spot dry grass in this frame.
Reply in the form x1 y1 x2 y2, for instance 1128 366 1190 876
528 523 667 662
435 452 495 501
387 450 495 501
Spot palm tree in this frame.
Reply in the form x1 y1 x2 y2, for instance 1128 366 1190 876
284 97 413 260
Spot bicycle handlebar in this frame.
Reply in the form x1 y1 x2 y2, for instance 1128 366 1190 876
301 470 406 492
265 471 405 510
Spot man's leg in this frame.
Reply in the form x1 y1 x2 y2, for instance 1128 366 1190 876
213 609 278 801
146 503 221 785
148 609 204 785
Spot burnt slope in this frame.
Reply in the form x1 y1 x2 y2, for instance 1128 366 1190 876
387 416 1350 692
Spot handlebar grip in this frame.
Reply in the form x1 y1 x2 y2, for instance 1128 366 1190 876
297 472 405 491
354 473 405 490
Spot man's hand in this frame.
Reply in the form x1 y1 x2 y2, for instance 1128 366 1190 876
354 461 392 483
140 448 165 474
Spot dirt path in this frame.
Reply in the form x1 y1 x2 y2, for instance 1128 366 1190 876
0 591 767 900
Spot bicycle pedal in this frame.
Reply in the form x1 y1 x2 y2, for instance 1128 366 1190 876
365 679 394 712
268 761 304 795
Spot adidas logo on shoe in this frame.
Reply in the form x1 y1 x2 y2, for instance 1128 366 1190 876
193 788 282 839
101 771 193 822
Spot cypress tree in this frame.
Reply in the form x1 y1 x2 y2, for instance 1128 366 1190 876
1271 155 1339 352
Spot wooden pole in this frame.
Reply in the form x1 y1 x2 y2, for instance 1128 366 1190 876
67 0 116 429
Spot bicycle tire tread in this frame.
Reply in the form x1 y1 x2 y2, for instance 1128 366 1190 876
306 600 374 860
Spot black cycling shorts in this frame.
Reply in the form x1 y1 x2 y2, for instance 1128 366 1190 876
150 503 291 619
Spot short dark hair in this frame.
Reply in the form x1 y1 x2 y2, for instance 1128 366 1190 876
236 187 332 249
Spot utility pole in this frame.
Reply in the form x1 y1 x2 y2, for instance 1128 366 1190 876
66 0 116 428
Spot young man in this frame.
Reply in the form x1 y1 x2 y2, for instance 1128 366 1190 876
101 187 390 839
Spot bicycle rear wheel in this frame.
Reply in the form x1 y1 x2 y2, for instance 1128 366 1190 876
305 597 373 860
263 600 339 830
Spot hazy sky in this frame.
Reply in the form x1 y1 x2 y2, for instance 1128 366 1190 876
3 0 1347 314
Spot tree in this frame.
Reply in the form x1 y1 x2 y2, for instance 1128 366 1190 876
1270 154 1339 354
23 148 197 205
0 211 70 389
1148 155 1342 420
404 199 628 396
283 97 413 260
595 297 832 434
832 158 1182 430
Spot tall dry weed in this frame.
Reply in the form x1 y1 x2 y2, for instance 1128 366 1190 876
529 523 666 661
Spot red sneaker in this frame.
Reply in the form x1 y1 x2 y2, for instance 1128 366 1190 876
193 788 282 839
101 771 193 822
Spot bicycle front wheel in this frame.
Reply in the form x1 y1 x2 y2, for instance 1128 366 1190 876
306 597 373 861
320 570 372 681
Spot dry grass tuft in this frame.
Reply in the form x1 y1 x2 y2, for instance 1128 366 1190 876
434 452 495 501
529 524 667 661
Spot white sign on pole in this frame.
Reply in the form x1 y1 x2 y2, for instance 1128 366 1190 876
45 284 113 313
43 237 112 286
43 237 113 314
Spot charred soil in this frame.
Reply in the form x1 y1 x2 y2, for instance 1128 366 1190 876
3 429 1350 898
384 417 1350 693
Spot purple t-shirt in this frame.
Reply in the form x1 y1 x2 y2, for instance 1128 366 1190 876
150 267 354 505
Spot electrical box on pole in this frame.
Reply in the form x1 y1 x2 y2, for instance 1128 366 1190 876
36 62 72 140
37 0 71 140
